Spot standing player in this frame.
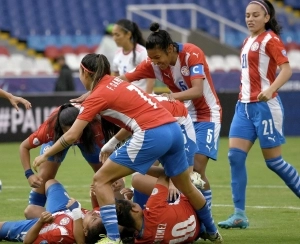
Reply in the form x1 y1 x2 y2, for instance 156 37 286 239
120 23 222 209
0 88 31 110
111 19 155 93
218 0 300 229
33 54 223 243
20 103 105 219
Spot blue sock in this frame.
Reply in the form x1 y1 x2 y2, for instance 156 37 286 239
28 190 47 206
201 189 212 209
266 156 300 198
228 148 247 211
100 204 120 240
196 202 217 235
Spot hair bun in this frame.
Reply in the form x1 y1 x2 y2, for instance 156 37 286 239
149 22 160 32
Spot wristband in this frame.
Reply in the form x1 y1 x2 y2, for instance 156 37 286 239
72 208 82 220
25 169 34 179
109 136 120 147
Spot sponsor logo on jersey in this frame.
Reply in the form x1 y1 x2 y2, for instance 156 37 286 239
33 137 40 146
181 66 190 76
251 42 259 51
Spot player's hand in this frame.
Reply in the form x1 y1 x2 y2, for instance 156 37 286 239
120 187 134 200
9 95 32 111
32 154 48 172
111 178 125 193
257 89 273 102
28 174 43 188
161 92 176 102
100 136 120 162
66 198 81 210
69 91 90 103
39 211 54 224
168 180 180 202
90 184 96 197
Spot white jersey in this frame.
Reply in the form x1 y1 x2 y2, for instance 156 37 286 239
112 44 148 91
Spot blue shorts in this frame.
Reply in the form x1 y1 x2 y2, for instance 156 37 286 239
109 122 189 177
229 98 285 148
0 182 69 241
180 122 198 166
193 122 221 160
40 141 101 163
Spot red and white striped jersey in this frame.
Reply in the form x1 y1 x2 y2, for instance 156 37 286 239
125 43 222 123
239 30 289 102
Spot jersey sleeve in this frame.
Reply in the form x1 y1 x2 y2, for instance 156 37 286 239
265 36 289 66
112 55 119 73
125 59 156 81
77 90 109 122
28 121 52 148
186 45 206 80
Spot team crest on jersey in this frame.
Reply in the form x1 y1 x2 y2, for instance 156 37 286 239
60 217 70 225
39 241 48 244
181 66 190 76
33 137 40 146
151 187 158 195
251 42 259 51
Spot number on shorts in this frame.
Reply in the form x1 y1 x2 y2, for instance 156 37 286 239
206 129 213 143
262 119 274 135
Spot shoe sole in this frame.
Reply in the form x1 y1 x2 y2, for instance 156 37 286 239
218 224 248 229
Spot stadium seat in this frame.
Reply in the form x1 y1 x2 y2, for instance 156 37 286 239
44 46 61 59
225 54 241 72
75 45 91 54
0 46 10 56
33 57 54 74
60 45 75 55
65 53 80 71
287 50 300 70
209 55 226 72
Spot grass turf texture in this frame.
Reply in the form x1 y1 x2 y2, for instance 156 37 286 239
0 138 299 243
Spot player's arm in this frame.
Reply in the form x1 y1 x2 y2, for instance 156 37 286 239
67 199 85 244
20 138 43 188
0 89 31 111
168 78 204 101
145 78 155 93
23 212 53 244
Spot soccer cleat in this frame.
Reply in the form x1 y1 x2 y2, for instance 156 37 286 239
190 171 206 189
218 213 249 229
199 231 223 243
96 235 123 244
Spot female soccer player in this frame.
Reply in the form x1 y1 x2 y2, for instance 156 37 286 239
218 0 300 229
33 54 223 243
20 103 105 219
119 23 222 209
111 19 155 93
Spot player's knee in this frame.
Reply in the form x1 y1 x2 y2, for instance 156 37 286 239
45 179 59 190
228 148 247 166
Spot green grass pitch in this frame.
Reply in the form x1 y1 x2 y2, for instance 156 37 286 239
0 138 299 243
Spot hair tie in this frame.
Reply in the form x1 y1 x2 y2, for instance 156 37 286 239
80 63 95 74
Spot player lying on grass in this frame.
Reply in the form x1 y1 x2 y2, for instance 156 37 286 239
97 169 209 244
0 179 104 244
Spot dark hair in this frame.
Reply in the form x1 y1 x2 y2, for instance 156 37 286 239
47 103 96 160
116 199 136 228
85 221 106 244
81 54 111 90
146 22 178 53
101 117 121 143
250 0 282 35
116 19 146 65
